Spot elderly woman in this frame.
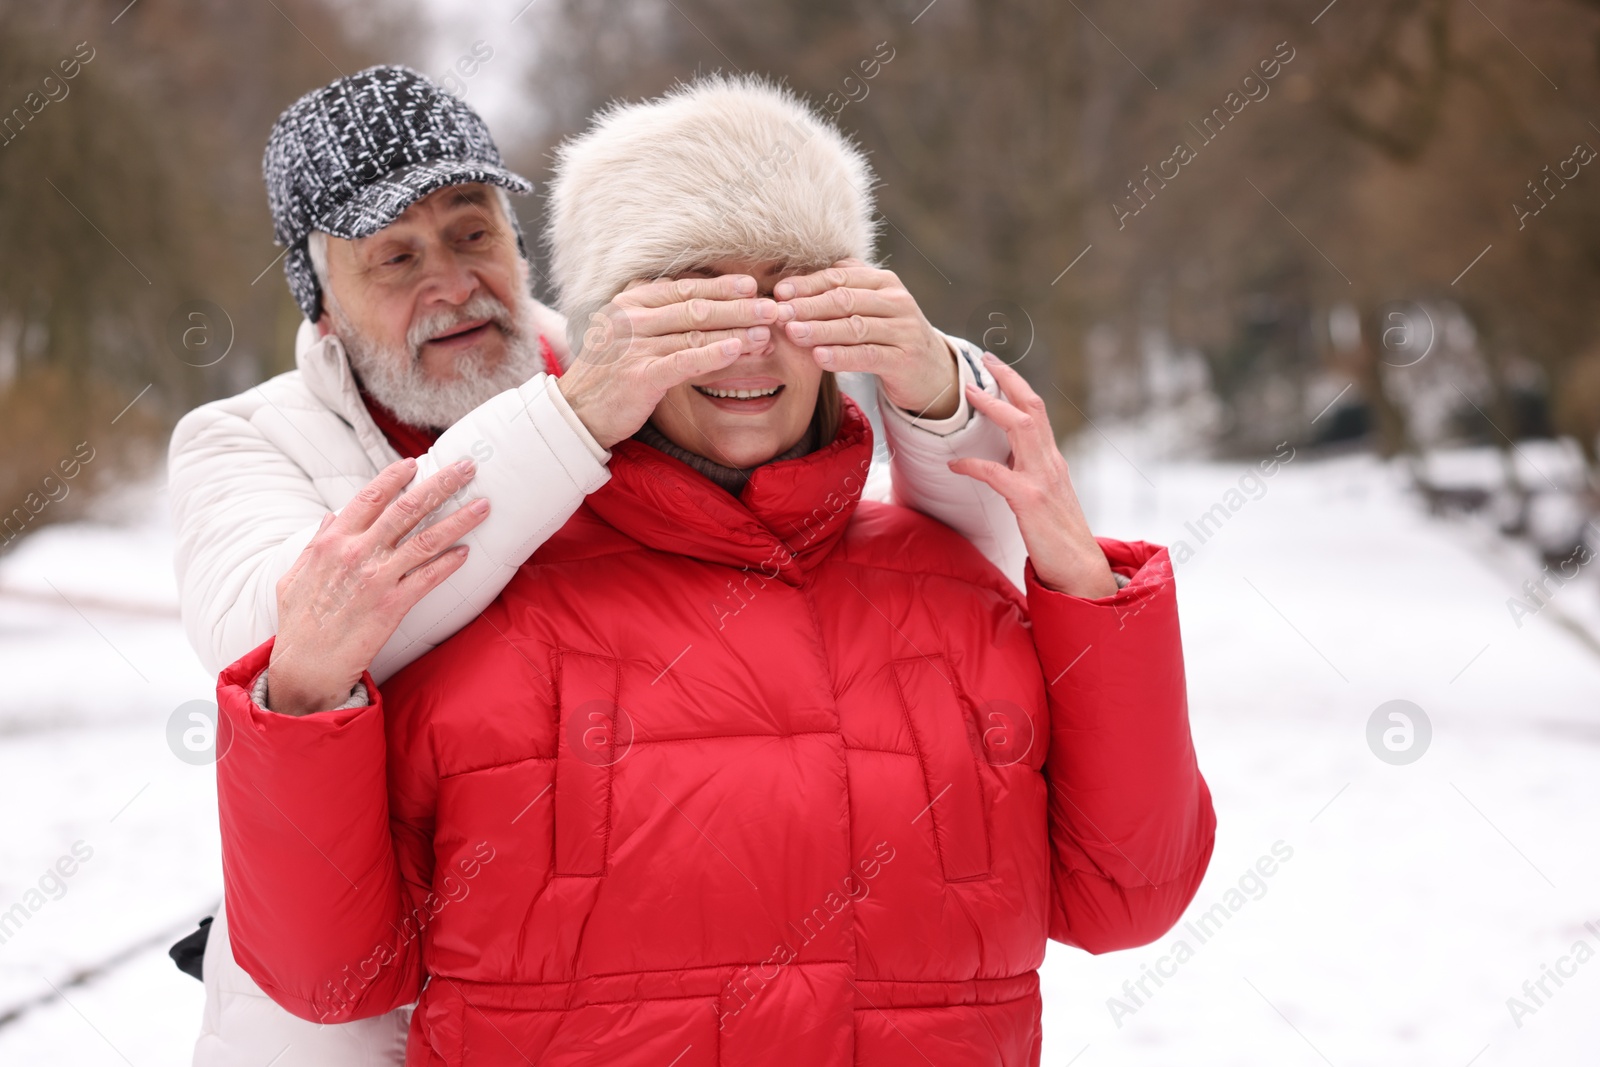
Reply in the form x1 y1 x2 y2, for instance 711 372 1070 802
214 77 1214 1065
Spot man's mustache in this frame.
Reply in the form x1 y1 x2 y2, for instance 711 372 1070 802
406 294 517 357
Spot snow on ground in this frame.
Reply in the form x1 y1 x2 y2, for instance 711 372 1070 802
0 481 215 1065
0 445 1596 1066
1041 437 1600 1067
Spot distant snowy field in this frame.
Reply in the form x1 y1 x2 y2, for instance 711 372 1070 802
0 440 1596 1066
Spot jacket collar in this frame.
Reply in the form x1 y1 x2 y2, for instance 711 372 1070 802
584 399 874 585
293 318 402 468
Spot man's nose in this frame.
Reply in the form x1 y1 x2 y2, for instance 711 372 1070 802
425 250 479 306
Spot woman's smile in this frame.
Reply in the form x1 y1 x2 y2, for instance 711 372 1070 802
691 376 786 413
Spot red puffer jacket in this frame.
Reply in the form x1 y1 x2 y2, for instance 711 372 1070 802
216 399 1214 1066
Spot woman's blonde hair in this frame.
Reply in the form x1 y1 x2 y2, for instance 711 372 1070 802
815 371 842 446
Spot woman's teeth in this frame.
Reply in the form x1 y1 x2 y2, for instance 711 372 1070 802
696 385 782 399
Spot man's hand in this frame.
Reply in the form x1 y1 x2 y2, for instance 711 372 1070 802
949 353 1119 598
557 275 779 449
774 258 960 419
265 458 490 716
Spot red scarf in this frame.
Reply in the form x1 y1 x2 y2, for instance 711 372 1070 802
359 335 562 460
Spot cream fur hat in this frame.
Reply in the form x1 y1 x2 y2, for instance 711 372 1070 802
547 75 880 355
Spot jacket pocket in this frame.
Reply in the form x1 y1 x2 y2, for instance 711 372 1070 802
552 650 625 877
892 655 991 881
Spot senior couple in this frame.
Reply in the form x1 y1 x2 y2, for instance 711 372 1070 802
168 66 1214 1066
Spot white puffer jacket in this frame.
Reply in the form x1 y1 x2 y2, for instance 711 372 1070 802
168 314 1025 1066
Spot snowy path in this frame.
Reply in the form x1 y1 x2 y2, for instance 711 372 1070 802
0 451 1595 1065
1043 443 1600 1067
0 486 216 1064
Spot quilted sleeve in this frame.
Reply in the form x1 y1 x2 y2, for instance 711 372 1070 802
1028 538 1216 953
215 639 430 1022
168 403 330 678
169 374 609 684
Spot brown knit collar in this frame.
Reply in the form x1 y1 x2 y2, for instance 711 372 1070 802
632 418 820 496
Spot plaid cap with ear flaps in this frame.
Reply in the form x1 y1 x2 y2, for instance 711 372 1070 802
263 64 532 321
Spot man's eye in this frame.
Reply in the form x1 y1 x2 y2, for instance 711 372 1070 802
383 253 412 267
462 229 487 243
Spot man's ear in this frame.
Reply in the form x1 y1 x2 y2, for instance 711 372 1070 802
315 313 334 338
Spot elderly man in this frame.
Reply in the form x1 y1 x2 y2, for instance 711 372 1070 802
168 66 1024 1065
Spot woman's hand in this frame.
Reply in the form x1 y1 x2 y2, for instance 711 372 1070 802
774 258 960 419
949 353 1120 598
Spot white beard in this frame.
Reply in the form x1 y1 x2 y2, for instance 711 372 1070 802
333 289 544 431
